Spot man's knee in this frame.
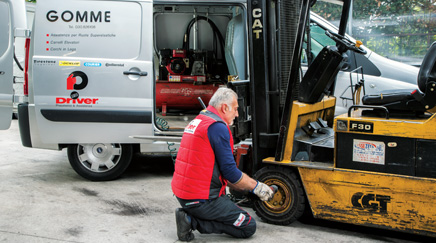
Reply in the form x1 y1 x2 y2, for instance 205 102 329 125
240 217 256 238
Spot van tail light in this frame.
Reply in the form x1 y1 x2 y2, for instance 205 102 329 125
24 37 30 96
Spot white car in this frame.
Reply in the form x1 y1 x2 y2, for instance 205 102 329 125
305 13 419 115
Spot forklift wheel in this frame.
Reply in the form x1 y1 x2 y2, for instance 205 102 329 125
253 166 305 225
67 143 133 181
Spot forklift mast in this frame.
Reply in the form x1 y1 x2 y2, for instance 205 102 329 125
241 0 356 170
245 0 314 171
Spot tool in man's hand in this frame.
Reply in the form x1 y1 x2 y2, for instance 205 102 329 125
236 184 278 205
270 185 278 193
266 185 278 201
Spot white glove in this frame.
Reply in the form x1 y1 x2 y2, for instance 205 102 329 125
252 181 274 201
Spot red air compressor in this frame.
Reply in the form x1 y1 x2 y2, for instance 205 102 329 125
155 16 228 115
156 49 223 115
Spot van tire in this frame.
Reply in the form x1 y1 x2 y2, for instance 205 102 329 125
252 166 306 225
67 143 133 181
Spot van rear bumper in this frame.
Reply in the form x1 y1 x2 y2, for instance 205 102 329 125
18 103 32 148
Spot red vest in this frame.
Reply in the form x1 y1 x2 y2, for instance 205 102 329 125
171 106 234 200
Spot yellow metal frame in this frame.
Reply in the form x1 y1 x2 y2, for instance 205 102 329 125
335 110 436 139
263 96 335 164
261 99 436 236
298 167 436 236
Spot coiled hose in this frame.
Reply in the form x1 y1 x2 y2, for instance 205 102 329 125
155 117 177 164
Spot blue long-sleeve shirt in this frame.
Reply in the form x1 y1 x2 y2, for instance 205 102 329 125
207 122 243 184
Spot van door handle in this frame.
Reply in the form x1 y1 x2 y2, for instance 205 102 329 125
123 71 148 76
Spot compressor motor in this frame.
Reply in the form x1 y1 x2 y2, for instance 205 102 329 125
159 48 225 82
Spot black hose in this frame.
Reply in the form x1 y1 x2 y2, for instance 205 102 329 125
14 53 24 71
182 16 226 59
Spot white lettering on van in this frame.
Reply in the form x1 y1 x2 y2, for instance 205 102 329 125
46 10 111 23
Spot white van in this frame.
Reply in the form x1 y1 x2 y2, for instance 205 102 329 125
4 0 248 181
0 0 420 181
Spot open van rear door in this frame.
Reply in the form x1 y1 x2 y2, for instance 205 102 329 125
0 0 26 129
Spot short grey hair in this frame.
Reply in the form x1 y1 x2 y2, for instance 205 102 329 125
209 87 238 109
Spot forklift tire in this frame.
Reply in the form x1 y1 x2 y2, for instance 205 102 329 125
67 143 133 181
253 166 306 225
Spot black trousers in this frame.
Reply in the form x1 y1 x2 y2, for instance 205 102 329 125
177 195 256 238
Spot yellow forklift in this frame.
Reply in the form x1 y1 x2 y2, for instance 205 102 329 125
232 0 436 237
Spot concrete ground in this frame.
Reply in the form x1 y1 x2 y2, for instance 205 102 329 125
0 120 432 243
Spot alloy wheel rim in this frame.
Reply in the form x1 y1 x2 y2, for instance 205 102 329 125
77 143 122 173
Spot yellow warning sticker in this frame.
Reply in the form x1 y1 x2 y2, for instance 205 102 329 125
59 61 80 66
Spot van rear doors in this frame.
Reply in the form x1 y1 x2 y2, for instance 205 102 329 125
28 0 154 145
0 1 13 129
0 0 26 129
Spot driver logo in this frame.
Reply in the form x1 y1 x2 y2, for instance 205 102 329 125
67 71 88 90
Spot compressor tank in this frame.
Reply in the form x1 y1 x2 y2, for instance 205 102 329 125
155 81 220 115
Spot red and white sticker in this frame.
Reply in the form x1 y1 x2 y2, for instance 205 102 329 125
352 139 385 165
184 119 202 134
233 213 246 227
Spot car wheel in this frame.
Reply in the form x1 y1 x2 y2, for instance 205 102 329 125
67 143 133 181
253 166 306 225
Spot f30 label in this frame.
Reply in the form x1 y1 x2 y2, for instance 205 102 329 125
350 121 374 133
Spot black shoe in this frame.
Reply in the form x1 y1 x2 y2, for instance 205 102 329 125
175 208 194 242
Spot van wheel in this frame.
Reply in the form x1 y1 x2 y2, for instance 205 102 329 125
253 166 306 225
67 143 133 181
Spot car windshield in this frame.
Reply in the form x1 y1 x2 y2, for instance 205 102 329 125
302 20 337 64
312 0 435 66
